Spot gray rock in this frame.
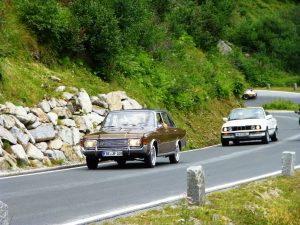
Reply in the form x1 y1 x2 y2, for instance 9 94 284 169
4 102 16 114
73 145 84 159
26 119 41 130
26 143 44 160
0 157 10 170
3 151 18 169
30 159 44 168
10 144 29 165
15 106 30 124
61 119 76 127
56 99 68 107
10 127 30 146
61 144 80 161
0 201 9 225
78 89 92 113
217 40 232 55
98 94 107 102
46 150 66 160
0 144 3 157
52 107 72 119
187 166 206 205
87 112 104 126
0 116 3 126
74 116 93 133
48 138 63 150
0 126 17 144
92 105 107 116
47 112 58 125
1 114 16 129
39 100 51 113
63 92 73 101
106 91 127 111
35 142 48 152
26 113 38 125
122 98 142 110
29 123 56 142
48 98 57 109
55 86 66 92
30 108 50 123
50 75 61 82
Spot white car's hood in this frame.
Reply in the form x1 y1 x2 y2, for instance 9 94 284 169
223 119 267 128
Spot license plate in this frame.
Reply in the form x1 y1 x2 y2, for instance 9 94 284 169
102 151 123 157
235 132 249 137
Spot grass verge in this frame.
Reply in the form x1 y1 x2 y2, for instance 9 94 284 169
263 99 300 111
100 171 300 225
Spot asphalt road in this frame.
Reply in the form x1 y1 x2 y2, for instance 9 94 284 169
0 91 300 225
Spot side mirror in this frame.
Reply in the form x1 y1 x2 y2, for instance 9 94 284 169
223 118 228 122
266 115 273 120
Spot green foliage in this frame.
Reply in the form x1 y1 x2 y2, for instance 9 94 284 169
263 99 300 110
2 139 11 151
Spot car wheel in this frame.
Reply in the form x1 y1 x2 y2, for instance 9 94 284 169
242 94 249 100
262 131 270 144
221 139 229 146
86 156 99 170
169 143 180 164
116 159 126 167
271 128 278 142
233 140 240 145
145 145 157 168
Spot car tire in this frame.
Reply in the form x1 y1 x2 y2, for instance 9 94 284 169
116 159 126 167
86 156 99 170
221 139 229 146
242 94 249 100
145 145 157 168
262 131 270 144
271 128 278 142
169 143 180 164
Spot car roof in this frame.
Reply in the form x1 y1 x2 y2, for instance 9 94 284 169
232 107 264 110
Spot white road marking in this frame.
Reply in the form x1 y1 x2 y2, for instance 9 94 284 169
61 166 300 225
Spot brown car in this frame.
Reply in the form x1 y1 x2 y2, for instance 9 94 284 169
81 109 186 169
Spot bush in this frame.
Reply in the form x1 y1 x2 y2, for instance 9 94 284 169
263 100 300 110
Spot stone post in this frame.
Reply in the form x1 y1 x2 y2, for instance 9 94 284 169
187 166 205 205
0 201 9 225
266 83 271 89
282 151 295 176
293 83 298 91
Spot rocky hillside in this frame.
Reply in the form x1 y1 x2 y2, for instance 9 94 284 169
0 86 142 172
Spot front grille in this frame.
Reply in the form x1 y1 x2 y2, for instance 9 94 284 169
97 139 128 148
232 126 252 131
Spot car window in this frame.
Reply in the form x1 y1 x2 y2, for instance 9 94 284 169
103 111 155 128
162 112 175 127
229 108 265 120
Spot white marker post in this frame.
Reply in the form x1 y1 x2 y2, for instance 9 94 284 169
282 151 296 176
187 166 205 205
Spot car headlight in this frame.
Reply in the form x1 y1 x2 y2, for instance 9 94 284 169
255 125 261 130
84 139 97 148
223 127 231 132
128 139 142 147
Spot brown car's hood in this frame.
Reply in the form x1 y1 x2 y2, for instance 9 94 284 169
84 127 154 139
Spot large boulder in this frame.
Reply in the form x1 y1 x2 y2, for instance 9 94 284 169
87 112 104 126
106 91 127 111
74 116 93 133
10 144 29 165
57 126 80 145
30 108 50 123
52 107 72 119
122 98 142 110
0 126 17 144
1 114 16 129
61 119 76 127
10 127 30 146
78 89 92 113
29 123 56 142
92 105 107 116
47 112 58 125
61 144 81 161
39 100 51 113
48 138 63 150
26 143 44 160
15 106 31 124
35 142 48 153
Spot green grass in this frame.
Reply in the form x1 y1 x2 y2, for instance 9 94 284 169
100 171 300 225
263 99 300 110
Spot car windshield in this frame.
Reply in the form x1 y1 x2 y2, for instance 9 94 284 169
228 108 265 121
103 111 155 128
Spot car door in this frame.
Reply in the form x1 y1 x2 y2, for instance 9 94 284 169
265 111 276 135
161 112 177 154
155 112 169 154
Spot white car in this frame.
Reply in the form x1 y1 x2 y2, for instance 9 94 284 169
242 89 257 100
221 107 278 146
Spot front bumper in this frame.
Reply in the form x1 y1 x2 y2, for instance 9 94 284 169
221 130 266 141
82 145 148 160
